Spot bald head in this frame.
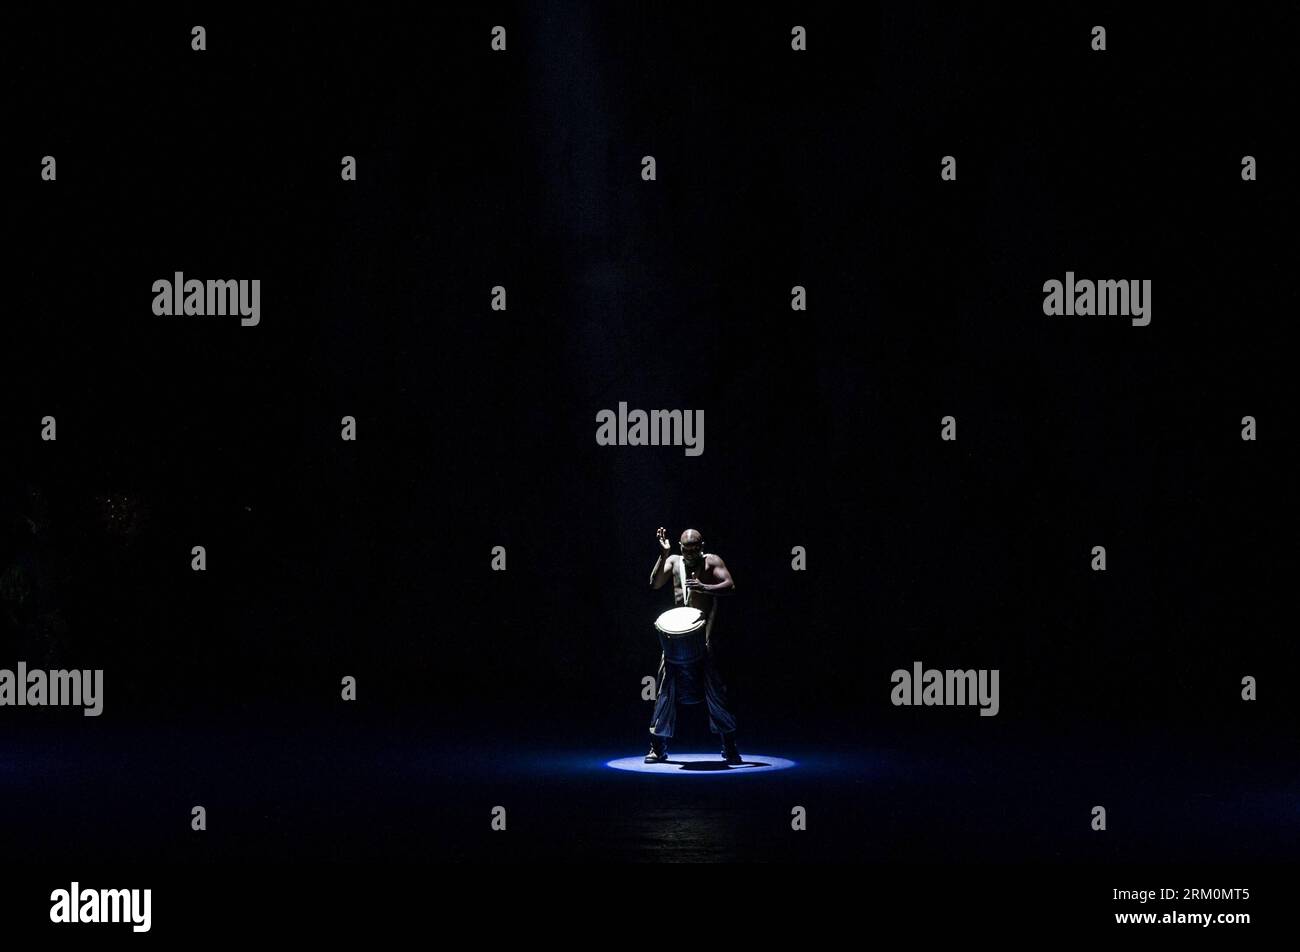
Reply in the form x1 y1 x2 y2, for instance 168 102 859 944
678 529 704 566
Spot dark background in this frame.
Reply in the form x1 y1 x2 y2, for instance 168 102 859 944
1 4 1295 868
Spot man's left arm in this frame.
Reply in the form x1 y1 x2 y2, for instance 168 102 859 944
686 556 736 596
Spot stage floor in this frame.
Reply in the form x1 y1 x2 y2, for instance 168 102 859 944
2 713 1295 863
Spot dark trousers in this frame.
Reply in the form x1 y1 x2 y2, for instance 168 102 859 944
648 649 737 738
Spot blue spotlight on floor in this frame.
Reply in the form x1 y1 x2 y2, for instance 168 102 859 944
605 753 796 775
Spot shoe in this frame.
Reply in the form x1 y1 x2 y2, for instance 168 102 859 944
644 735 668 763
720 732 742 765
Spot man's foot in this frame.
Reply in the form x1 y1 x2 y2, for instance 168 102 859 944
644 735 668 763
720 732 742 765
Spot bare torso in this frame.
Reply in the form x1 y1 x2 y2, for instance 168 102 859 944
667 553 722 638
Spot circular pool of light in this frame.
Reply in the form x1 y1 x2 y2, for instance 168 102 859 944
605 753 796 775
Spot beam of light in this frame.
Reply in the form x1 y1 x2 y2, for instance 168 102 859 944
605 753 796 775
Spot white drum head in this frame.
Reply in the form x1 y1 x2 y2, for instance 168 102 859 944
655 606 705 636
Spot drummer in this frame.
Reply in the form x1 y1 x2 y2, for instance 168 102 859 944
645 527 742 764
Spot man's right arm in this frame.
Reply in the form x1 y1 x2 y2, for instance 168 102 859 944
650 552 675 589
650 526 674 589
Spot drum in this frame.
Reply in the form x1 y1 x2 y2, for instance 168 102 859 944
654 607 707 664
